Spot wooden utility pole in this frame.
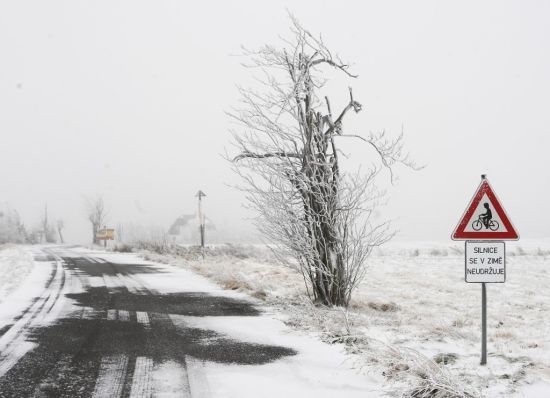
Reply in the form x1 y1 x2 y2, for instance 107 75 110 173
195 190 206 248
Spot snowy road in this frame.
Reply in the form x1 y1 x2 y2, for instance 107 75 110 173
0 247 380 397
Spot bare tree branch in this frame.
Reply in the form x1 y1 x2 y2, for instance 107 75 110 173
85 196 108 245
234 151 301 162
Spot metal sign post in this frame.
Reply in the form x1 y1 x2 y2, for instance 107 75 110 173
452 175 518 366
195 190 206 248
481 282 487 365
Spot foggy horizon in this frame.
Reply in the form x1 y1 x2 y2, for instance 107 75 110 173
1 0 549 244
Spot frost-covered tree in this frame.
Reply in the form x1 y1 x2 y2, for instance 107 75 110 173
85 196 108 244
230 16 418 307
0 205 28 244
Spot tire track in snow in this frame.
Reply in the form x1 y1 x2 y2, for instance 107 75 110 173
129 356 153 398
118 310 130 321
0 256 64 377
124 269 212 398
91 262 161 398
121 270 200 397
92 355 129 398
42 264 66 318
13 252 212 397
24 251 103 397
185 356 212 398
151 360 191 398
0 258 57 328
35 254 108 396
136 311 150 329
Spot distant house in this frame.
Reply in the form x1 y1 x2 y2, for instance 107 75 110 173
168 213 217 244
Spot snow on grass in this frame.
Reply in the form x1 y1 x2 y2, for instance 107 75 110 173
140 241 550 397
0 245 34 303
0 245 56 337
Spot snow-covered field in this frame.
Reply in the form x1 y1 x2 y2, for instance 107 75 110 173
0 245 34 303
143 240 550 398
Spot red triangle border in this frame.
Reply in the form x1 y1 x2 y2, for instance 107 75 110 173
452 179 519 240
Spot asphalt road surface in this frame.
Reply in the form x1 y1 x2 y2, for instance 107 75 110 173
0 247 296 397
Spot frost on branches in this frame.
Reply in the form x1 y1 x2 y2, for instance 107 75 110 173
0 205 27 244
230 16 418 307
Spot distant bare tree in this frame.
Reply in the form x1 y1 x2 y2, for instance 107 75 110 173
57 219 65 244
41 204 57 243
85 196 108 245
230 16 419 307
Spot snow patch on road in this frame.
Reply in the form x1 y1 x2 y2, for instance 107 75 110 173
172 315 383 398
151 360 191 397
92 355 129 398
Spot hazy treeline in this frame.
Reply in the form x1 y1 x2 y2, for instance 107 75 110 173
0 203 59 244
0 205 27 244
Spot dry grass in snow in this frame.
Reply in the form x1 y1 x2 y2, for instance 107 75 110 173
140 241 550 398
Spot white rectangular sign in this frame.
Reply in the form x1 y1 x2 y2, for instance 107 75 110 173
465 241 505 283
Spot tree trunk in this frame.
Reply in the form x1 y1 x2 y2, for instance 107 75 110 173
302 141 348 306
308 219 347 306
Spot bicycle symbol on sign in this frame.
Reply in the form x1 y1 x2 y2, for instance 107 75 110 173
471 202 499 231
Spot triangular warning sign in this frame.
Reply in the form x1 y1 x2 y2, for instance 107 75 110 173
452 178 519 240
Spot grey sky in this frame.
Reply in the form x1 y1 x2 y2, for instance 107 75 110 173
1 1 549 243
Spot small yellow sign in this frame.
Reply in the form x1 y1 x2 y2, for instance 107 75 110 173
96 229 115 240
